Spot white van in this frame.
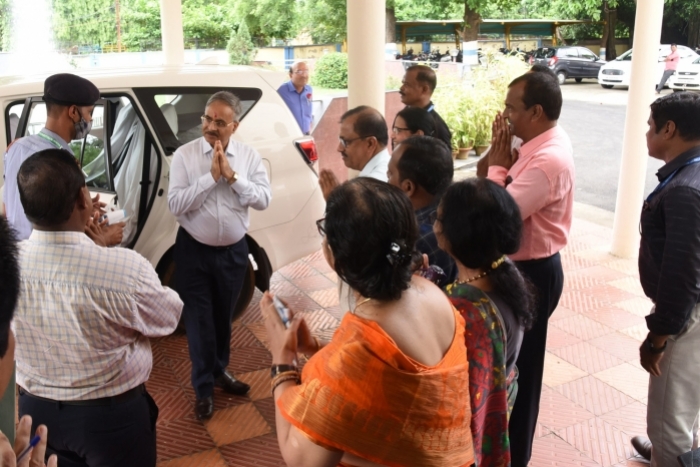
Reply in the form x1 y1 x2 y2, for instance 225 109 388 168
0 65 325 319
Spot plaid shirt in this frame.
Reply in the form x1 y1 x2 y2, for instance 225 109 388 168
415 204 457 286
14 231 183 400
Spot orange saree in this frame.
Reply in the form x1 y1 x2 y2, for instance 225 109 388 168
278 309 475 467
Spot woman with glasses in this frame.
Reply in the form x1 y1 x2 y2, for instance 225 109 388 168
434 178 536 467
261 177 475 467
390 106 435 149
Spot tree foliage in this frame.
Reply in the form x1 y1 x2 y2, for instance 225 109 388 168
310 52 348 88
234 0 299 45
227 21 257 65
0 0 10 50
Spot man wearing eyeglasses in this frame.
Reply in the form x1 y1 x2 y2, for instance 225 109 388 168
319 106 390 200
277 61 313 135
168 91 271 421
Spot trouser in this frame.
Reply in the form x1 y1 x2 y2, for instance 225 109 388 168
648 302 700 467
175 227 249 399
19 385 158 467
656 70 675 91
509 252 564 467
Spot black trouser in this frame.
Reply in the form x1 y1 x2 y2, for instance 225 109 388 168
19 385 158 467
509 252 564 467
174 227 248 399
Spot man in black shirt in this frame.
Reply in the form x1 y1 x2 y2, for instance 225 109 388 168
399 65 452 150
631 92 700 466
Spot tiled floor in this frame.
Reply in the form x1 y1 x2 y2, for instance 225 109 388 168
149 215 653 466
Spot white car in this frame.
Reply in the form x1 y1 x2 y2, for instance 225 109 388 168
0 65 325 320
598 44 699 89
669 56 700 92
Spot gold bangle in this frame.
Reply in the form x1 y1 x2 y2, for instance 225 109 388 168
270 371 299 384
271 375 300 394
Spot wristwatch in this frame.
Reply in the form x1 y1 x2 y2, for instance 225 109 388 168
228 171 238 185
645 335 667 354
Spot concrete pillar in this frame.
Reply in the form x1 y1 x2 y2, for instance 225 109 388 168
160 0 185 66
347 0 386 114
611 0 664 258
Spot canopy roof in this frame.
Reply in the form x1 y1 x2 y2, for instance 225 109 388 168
395 19 595 39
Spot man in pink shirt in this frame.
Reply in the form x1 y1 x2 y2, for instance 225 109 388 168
657 44 680 94
483 71 575 466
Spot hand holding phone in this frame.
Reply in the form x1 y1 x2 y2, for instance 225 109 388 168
273 295 291 328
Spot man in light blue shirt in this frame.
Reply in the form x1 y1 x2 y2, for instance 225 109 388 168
3 73 99 240
277 61 313 134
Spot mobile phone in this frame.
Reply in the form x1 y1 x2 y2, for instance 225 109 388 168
273 295 291 328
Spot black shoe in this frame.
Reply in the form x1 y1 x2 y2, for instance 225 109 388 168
195 396 214 420
631 435 652 460
215 372 250 396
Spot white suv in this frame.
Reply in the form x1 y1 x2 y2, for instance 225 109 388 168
0 65 324 319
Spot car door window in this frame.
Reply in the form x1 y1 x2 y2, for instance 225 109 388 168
578 48 596 60
133 87 262 155
561 48 579 58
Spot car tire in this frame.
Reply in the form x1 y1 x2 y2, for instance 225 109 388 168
601 84 614 89
575 78 583 83
556 71 566 85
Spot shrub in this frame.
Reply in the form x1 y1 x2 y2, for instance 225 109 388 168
227 22 257 66
311 52 348 89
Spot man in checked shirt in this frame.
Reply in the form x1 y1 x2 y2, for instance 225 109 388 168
13 148 183 467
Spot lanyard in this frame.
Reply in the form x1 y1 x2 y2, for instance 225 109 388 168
426 103 435 113
646 155 700 203
37 132 64 150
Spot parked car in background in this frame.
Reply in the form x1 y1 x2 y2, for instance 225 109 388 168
669 55 700 92
0 65 324 322
598 44 699 89
529 46 605 84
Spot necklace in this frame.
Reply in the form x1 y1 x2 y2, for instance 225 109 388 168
352 297 372 315
453 270 489 285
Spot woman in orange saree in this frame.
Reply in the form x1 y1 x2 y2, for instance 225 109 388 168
435 179 536 467
261 178 475 467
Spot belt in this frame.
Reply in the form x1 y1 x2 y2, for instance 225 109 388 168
179 227 241 250
19 384 145 406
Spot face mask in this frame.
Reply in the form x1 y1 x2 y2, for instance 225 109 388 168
73 112 92 140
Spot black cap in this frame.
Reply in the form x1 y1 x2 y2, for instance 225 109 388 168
43 73 100 107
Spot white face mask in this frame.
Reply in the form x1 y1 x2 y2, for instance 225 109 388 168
73 110 92 140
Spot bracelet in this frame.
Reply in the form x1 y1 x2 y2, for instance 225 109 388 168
646 336 667 354
270 371 299 385
271 364 298 378
271 375 300 394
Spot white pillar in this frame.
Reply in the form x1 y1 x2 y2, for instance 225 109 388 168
347 0 386 114
160 0 185 66
610 0 664 258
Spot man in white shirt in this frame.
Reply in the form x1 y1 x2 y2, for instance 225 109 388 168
168 91 272 421
319 105 391 199
14 148 183 467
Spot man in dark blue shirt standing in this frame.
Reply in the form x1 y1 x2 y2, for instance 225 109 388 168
277 61 313 135
631 92 700 466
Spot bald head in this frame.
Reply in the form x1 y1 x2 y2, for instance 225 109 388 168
340 106 389 147
289 61 309 90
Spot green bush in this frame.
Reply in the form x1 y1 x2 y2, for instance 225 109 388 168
227 22 257 66
311 52 348 89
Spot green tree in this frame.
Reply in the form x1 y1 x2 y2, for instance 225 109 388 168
298 0 347 44
182 0 237 49
120 0 161 51
234 0 299 45
0 0 10 51
52 0 117 49
227 21 257 65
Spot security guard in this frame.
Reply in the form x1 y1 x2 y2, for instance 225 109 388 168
3 73 121 244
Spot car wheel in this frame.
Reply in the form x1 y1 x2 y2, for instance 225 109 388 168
556 71 566 85
601 84 614 89
575 78 583 83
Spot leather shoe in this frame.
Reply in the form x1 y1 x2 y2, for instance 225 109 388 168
631 435 652 460
215 372 250 396
195 396 214 421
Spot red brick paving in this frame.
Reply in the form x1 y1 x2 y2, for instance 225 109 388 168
152 216 654 466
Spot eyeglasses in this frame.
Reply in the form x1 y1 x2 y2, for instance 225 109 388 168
201 115 235 129
338 135 369 148
428 211 443 224
391 126 411 134
316 218 326 237
293 70 309 75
